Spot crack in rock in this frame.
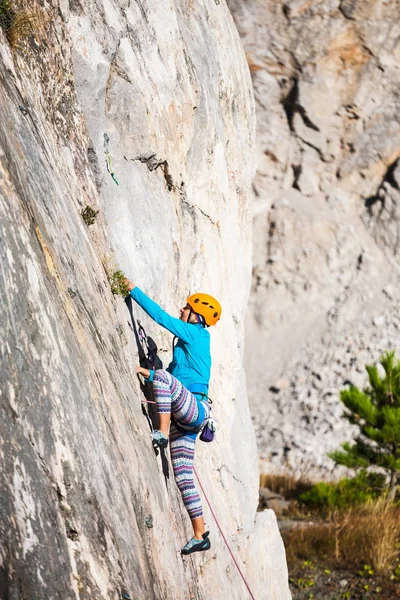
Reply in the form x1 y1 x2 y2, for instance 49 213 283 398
180 198 217 226
365 158 400 212
282 78 320 134
125 153 174 191
339 0 357 20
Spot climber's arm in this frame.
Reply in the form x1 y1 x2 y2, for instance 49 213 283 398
136 365 150 379
126 281 196 343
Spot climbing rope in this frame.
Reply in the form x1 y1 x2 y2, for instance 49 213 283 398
193 467 256 600
139 395 256 599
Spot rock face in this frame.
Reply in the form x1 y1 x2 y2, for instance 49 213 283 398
0 1 290 599
228 0 400 475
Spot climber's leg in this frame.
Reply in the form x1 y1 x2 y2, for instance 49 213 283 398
151 369 173 442
170 426 205 540
170 426 203 521
170 427 210 555
152 370 199 436
191 516 206 539
157 412 171 438
153 374 210 554
170 425 210 555
152 369 174 415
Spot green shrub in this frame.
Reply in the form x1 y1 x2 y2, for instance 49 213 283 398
330 351 400 500
299 471 386 511
81 205 99 226
107 269 129 297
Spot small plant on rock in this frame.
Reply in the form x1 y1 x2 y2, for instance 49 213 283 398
0 0 40 49
81 205 99 226
107 269 129 297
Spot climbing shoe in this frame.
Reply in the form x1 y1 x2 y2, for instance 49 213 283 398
151 430 168 449
181 531 210 555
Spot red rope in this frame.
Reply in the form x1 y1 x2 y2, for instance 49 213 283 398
194 467 255 600
141 400 255 599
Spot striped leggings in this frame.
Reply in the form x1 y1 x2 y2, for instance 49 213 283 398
153 369 205 520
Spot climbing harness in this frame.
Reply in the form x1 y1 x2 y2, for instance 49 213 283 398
103 133 119 185
144 336 213 440
171 406 216 442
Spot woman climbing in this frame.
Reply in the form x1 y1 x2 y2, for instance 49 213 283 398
124 279 221 555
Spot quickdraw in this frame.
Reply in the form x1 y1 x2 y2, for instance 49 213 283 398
138 319 160 371
103 133 119 185
138 320 147 345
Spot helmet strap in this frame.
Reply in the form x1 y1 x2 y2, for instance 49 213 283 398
188 307 206 327
197 314 206 327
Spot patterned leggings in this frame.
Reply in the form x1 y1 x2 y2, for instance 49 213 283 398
153 369 204 520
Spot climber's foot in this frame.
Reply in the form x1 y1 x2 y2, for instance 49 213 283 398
181 531 210 555
151 429 168 449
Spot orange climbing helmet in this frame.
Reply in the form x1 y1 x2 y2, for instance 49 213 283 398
187 293 222 326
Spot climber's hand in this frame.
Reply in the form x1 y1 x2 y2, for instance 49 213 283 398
136 365 150 379
124 278 135 292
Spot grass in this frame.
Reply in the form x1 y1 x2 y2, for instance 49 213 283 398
282 495 400 573
0 0 41 49
338 500 400 572
260 472 313 500
260 472 400 598
288 556 400 600
284 501 400 598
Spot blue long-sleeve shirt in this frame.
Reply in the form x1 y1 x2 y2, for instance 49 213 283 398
130 287 211 391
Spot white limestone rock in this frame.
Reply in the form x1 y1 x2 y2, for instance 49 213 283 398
0 1 290 599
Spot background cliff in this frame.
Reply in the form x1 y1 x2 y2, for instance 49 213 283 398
0 0 290 598
228 0 400 476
